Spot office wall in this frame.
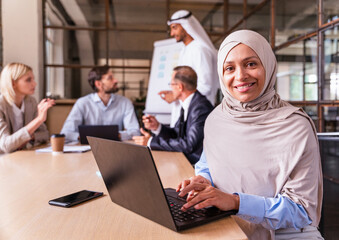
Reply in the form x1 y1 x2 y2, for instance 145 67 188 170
2 0 43 100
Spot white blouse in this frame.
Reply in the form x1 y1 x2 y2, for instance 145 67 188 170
11 101 25 133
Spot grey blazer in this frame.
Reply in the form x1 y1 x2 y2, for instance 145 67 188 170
0 95 49 153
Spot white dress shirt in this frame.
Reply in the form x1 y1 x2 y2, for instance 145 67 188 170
148 92 195 147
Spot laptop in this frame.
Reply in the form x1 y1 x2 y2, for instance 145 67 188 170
78 125 119 144
87 136 236 231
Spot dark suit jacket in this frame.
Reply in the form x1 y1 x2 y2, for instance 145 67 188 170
150 91 213 164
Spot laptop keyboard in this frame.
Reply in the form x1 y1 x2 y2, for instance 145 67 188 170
167 197 208 223
164 188 236 229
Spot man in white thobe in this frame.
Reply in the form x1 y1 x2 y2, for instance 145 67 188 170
159 10 218 126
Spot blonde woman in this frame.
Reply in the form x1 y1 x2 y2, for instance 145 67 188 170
0 63 55 153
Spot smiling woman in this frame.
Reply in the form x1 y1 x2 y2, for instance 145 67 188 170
177 30 323 239
222 44 266 103
0 63 55 153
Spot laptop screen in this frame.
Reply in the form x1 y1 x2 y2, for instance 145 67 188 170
78 125 119 144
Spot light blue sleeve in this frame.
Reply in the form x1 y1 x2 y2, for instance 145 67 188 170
236 192 312 230
60 100 84 141
194 150 214 185
122 99 140 139
196 151 311 230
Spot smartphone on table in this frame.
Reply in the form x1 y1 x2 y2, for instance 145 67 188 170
48 190 103 208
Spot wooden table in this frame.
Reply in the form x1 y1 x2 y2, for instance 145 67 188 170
0 149 247 240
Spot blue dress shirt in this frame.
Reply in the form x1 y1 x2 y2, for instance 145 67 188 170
61 93 140 141
195 151 312 230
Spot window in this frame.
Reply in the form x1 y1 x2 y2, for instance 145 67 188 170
43 0 162 100
43 0 339 133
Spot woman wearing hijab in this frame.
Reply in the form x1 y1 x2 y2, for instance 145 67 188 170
0 62 55 153
177 30 323 239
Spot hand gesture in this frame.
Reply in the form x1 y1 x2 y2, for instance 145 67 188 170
37 98 55 123
142 115 159 131
158 90 176 103
132 128 151 146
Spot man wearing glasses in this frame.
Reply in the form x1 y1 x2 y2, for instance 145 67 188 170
61 66 140 141
133 66 213 165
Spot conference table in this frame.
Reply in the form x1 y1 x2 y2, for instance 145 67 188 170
0 146 247 240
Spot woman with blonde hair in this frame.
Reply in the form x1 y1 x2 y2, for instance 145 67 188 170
0 62 54 153
177 30 323 239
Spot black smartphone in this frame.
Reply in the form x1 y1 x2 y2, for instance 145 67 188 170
48 190 103 208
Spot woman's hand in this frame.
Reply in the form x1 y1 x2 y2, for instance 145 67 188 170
178 177 239 212
176 175 211 201
37 98 55 123
25 98 55 138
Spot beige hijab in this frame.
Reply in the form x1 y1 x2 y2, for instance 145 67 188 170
204 30 322 239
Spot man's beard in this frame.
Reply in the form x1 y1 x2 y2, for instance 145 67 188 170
176 35 184 42
104 86 119 94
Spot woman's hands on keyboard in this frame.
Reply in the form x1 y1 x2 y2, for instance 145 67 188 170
176 175 211 190
176 175 211 202
177 176 239 212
